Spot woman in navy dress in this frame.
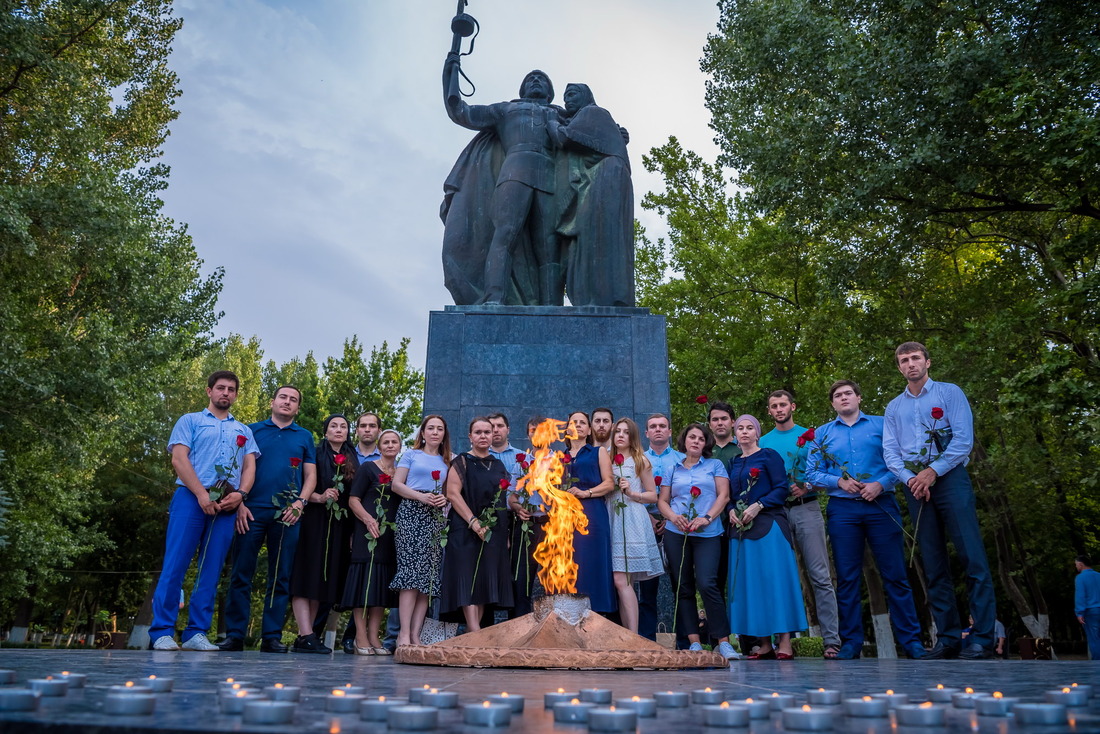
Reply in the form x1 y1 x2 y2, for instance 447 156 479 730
564 411 616 613
727 414 807 659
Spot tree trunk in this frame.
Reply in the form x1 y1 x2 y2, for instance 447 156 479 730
863 547 896 658
127 573 158 650
8 596 34 643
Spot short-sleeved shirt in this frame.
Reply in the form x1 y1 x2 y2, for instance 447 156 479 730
759 424 813 497
712 441 742 467
397 449 449 492
644 445 685 515
247 418 316 508
167 408 259 490
663 457 729 539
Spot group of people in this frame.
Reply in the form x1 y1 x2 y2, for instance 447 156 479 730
148 341 1007 661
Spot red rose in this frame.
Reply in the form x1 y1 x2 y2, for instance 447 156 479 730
613 453 625 466
560 453 572 465
749 467 761 479
236 434 247 447
654 476 662 487
431 470 441 480
695 395 708 404
690 485 701 498
520 461 530 471
289 457 302 468
378 473 392 484
515 452 526 463
931 407 944 420
796 437 807 448
801 428 816 442
499 478 510 491
333 454 347 465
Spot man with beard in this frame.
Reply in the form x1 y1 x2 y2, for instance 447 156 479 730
709 402 742 466
151 371 259 651
591 407 614 453
354 412 382 464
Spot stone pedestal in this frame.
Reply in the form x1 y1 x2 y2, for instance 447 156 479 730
423 305 670 440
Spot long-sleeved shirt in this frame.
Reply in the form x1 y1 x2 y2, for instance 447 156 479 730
1076 568 1100 615
883 377 973 486
804 412 898 499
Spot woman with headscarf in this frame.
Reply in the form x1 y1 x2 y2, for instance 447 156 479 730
726 414 807 659
342 428 403 655
288 414 358 653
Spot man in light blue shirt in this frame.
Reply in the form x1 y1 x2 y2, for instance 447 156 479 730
1075 555 1100 660
151 371 260 651
640 413 684 641
354 412 382 464
883 341 995 660
806 380 926 660
490 413 540 618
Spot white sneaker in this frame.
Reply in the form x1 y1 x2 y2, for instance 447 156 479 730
181 632 219 651
688 642 703 652
152 636 179 650
717 640 742 660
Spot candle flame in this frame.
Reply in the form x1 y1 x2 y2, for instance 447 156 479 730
571 698 580 705
1071 683 1078 687
345 684 353 689
430 688 438 694
379 696 386 702
862 696 872 702
936 684 944 690
632 696 640 702
746 698 754 703
965 688 974 694
62 671 69 675
772 692 780 697
329 724 340 734
921 702 933 709
558 688 564 694
993 692 1003 699
423 684 430 689
501 692 509 697
483 701 491 707
721 702 730 709
819 688 825 692
332 690 345 697
802 705 811 711
226 678 234 683
1062 687 1071 694
125 681 134 688
610 706 616 712
886 690 894 695
274 683 283 689
705 687 712 692
236 691 247 698
231 684 242 690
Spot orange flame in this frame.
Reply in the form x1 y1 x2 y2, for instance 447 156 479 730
522 419 588 594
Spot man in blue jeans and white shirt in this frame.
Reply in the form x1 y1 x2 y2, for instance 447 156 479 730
884 341 996 660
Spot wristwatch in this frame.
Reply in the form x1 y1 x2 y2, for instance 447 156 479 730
703 513 712 522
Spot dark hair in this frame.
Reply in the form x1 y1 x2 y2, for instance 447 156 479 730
895 341 929 363
527 416 545 431
487 412 509 427
767 390 795 404
591 407 614 421
414 414 453 464
356 411 380 427
676 423 715 458
319 414 357 484
272 384 301 401
646 413 670 429
568 410 594 446
1077 555 1093 567
469 415 493 433
207 370 239 389
707 401 734 421
828 379 862 401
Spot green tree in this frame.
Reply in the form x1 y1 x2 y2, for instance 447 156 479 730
321 337 423 439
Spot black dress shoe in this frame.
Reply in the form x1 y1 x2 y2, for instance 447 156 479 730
924 641 961 659
958 643 994 660
260 638 289 653
217 637 244 652
342 638 356 655
292 633 332 654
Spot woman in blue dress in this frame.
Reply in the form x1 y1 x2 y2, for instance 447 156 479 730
727 414 807 659
564 411 616 613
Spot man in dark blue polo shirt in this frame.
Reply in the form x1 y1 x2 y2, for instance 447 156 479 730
219 386 316 652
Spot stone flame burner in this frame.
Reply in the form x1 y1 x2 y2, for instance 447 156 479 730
394 594 728 670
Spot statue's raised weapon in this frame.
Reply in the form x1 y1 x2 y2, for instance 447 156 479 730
446 0 478 105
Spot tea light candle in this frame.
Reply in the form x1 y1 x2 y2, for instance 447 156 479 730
553 699 596 723
545 689 580 708
806 689 840 706
486 692 524 713
464 701 512 727
782 704 835 730
104 691 156 716
653 690 690 708
950 688 986 708
0 670 16 686
925 685 958 703
974 692 1018 717
220 689 261 715
580 688 613 704
28 677 68 697
336 683 366 696
1045 687 1089 707
895 702 946 726
614 696 656 717
409 684 433 704
0 689 40 712
693 687 725 705
263 683 301 702
420 688 458 709
1065 683 1093 699
55 672 86 689
587 705 637 732
734 697 770 719
1014 703 1067 726
768 692 796 712
326 689 366 713
220 680 255 694
842 696 888 718
869 690 909 708
703 701 750 727
134 675 173 693
387 704 439 730
241 700 295 725
361 696 408 722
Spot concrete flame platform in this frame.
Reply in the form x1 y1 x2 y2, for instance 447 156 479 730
394 594 728 669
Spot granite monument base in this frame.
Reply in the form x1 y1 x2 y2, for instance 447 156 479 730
423 305 671 441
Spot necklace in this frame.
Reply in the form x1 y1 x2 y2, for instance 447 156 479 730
469 452 493 471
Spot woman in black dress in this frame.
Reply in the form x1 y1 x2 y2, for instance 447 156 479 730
439 417 514 630
289 414 357 653
342 428 402 655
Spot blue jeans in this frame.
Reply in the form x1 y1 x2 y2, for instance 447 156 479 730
223 510 299 641
1083 608 1100 660
827 496 922 649
150 487 236 643
904 466 996 649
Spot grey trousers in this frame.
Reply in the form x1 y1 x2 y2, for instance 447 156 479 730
788 499 840 647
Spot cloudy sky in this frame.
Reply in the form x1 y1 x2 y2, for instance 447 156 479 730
160 0 723 368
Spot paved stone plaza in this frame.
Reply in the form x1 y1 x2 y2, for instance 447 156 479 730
0 648 1096 733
